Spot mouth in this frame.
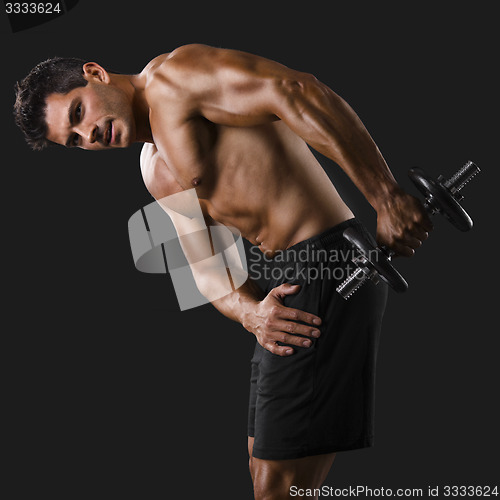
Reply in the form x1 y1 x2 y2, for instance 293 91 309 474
105 121 113 146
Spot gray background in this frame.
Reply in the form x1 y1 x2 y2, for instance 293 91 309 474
2 2 498 498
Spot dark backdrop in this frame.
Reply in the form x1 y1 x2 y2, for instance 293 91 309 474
2 2 498 498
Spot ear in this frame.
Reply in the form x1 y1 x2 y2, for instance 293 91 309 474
82 62 111 84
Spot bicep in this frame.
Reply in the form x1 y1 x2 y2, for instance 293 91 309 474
162 203 244 300
149 177 230 277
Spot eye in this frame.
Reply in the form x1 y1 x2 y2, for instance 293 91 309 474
75 104 82 120
71 134 80 147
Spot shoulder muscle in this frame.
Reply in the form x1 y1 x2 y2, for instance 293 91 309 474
158 44 302 125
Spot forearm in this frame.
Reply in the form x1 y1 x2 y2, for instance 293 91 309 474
195 268 265 333
212 277 265 331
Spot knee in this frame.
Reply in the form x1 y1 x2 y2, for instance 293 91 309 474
250 454 335 500
253 480 288 500
251 462 291 500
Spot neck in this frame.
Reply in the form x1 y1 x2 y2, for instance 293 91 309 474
109 73 153 144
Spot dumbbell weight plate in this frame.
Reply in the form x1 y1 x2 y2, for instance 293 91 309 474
343 228 408 293
408 167 473 231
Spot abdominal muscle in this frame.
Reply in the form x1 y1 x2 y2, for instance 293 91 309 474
200 121 354 257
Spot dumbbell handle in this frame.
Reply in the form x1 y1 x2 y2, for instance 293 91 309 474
336 231 407 299
443 160 480 194
421 160 480 215
336 243 396 298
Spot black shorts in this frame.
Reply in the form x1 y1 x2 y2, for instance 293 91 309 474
248 218 388 460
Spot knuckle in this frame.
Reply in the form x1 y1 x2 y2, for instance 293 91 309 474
265 343 276 354
273 345 285 356
295 325 306 336
270 305 280 316
308 315 318 326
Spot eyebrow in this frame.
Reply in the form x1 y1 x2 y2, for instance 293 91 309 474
65 98 78 147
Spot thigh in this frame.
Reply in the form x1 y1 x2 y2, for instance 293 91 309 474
248 436 255 457
252 258 388 460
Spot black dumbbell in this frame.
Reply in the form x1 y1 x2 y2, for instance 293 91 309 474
336 161 480 299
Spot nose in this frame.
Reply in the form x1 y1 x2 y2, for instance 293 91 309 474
88 125 97 143
75 123 98 144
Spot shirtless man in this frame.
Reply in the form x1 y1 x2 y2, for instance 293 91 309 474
14 44 432 499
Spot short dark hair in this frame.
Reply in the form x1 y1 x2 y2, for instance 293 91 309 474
13 57 88 150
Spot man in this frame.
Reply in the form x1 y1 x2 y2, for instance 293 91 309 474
14 44 432 499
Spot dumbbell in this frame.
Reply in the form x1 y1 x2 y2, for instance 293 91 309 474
336 161 481 299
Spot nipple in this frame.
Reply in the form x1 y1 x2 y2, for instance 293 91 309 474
191 177 201 187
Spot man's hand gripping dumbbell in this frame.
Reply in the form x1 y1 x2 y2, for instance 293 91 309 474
337 161 481 299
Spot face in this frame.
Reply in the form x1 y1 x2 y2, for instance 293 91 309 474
44 64 136 150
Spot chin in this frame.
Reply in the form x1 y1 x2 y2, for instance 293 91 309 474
119 124 136 148
120 135 134 148
114 129 131 148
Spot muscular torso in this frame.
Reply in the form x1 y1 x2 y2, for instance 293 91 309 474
140 52 353 257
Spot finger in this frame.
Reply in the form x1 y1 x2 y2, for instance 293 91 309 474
414 200 434 231
277 306 322 327
400 235 423 250
273 319 321 339
271 283 301 300
411 228 429 242
277 332 314 348
391 242 415 257
419 215 434 232
265 342 294 356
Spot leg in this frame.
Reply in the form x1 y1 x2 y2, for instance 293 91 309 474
247 224 387 497
248 437 335 500
248 436 256 483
